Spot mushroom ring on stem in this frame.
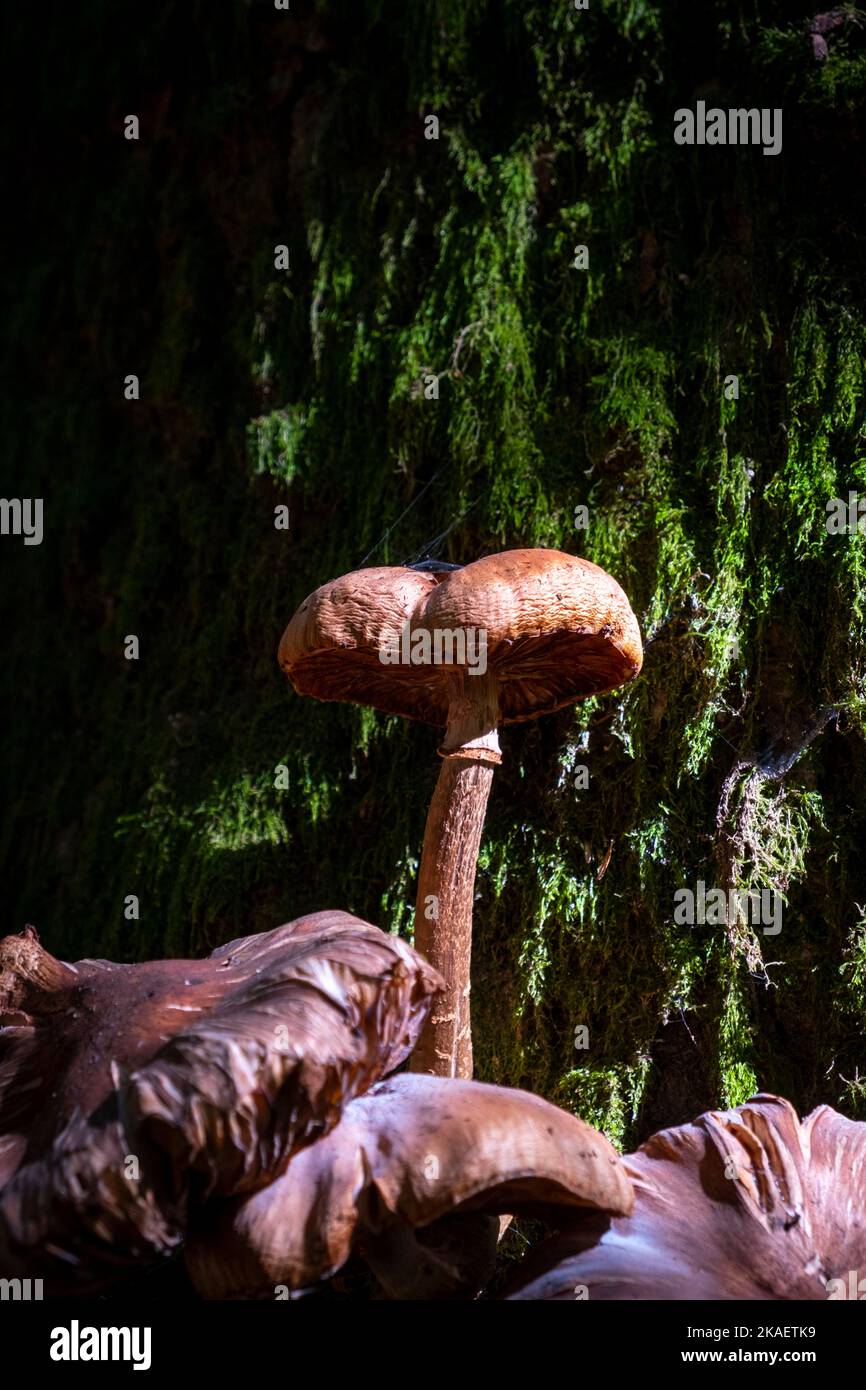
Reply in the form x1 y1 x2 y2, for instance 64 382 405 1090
279 548 643 1078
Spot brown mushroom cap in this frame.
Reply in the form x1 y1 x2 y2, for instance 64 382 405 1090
0 912 442 1290
185 1072 634 1299
503 1093 866 1301
279 549 643 727
0 1110 186 1285
124 913 441 1203
0 913 439 1188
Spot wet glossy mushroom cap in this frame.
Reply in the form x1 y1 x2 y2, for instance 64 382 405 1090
503 1093 866 1301
0 914 439 1185
185 1072 634 1298
278 549 643 727
0 913 442 1290
124 913 442 1202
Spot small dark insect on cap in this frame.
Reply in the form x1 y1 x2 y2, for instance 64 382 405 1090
403 559 464 573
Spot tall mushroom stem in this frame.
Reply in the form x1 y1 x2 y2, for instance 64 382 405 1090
411 669 501 1079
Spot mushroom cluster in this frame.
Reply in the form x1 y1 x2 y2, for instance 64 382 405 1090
0 917 633 1297
279 548 643 1077
5 547 865 1302
1 545 649 1297
7 922 864 1301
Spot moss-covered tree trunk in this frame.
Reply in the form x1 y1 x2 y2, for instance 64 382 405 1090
3 0 865 1149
